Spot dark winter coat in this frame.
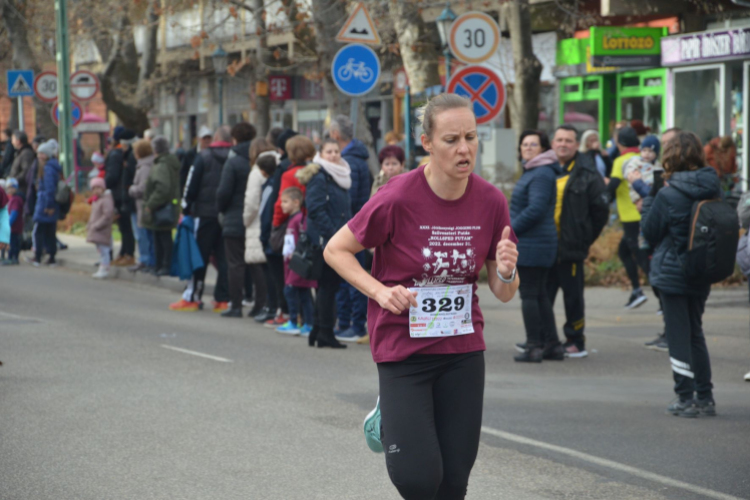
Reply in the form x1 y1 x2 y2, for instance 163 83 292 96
641 167 721 297
24 159 38 214
0 140 14 177
296 163 351 247
180 145 198 193
511 161 561 268
33 157 62 224
9 145 35 194
558 152 610 262
104 145 137 214
182 143 230 218
216 141 251 238
143 153 181 231
261 158 291 255
341 139 371 215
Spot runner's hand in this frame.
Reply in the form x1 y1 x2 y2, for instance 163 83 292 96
495 226 517 280
375 285 418 315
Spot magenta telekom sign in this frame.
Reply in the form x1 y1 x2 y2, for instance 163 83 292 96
661 27 750 66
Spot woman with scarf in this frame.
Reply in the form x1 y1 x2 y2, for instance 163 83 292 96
511 130 563 362
295 137 352 348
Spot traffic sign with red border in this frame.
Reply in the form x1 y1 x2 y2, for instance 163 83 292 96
34 71 58 102
51 99 83 128
449 12 500 64
70 70 100 102
447 66 506 125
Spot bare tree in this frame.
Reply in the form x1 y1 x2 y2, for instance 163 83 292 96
506 0 542 139
388 0 441 93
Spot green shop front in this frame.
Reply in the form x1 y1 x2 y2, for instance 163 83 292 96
555 27 668 143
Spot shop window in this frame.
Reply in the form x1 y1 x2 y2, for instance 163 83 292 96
644 77 662 88
621 77 639 88
621 95 663 134
674 68 721 144
564 84 580 93
583 80 600 91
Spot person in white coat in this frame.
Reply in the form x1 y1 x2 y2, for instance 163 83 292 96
243 138 279 318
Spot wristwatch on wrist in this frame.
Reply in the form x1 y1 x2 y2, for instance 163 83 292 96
496 266 516 284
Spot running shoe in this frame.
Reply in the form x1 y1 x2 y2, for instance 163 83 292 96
694 397 717 417
169 299 200 312
667 399 698 418
212 301 229 313
335 327 366 343
299 324 313 337
254 307 275 322
363 397 383 453
276 321 302 335
562 341 588 358
625 289 648 309
92 268 110 279
264 314 289 328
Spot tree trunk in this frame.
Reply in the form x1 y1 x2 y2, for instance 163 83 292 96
253 0 270 137
507 0 542 138
389 0 441 94
1 0 57 139
311 0 378 175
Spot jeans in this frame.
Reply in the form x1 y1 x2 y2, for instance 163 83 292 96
336 250 368 331
9 232 20 261
284 285 314 326
518 266 558 348
133 219 155 267
97 244 111 268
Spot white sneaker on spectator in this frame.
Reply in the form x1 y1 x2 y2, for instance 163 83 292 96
92 267 110 279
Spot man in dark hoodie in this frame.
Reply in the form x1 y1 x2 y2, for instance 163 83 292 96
105 126 138 266
254 128 296 324
216 122 257 317
170 126 232 312
329 115 371 342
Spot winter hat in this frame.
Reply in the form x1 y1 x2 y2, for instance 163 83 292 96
617 127 640 148
6 178 18 190
276 129 298 156
198 125 212 138
37 139 59 157
89 177 105 190
91 152 105 165
113 126 136 142
640 135 660 156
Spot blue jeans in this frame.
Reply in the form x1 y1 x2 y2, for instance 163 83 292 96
336 250 368 331
284 285 314 326
9 233 20 261
133 218 155 267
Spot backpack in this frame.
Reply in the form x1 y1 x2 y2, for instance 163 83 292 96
685 199 740 284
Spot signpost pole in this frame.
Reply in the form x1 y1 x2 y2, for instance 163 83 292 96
17 97 24 132
350 98 359 140
54 0 74 180
404 85 411 168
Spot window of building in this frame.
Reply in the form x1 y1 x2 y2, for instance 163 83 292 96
674 67 722 144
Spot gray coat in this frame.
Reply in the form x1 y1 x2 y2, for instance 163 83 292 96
128 154 155 227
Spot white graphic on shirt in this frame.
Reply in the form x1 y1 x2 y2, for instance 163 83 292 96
413 225 480 286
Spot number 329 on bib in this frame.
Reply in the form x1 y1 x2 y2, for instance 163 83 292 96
409 285 474 338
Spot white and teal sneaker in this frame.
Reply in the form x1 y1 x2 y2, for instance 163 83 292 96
299 324 313 337
363 397 383 453
275 321 301 335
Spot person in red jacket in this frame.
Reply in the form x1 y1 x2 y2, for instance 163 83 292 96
272 135 315 228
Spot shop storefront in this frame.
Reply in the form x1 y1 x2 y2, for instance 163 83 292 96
556 27 668 142
661 27 750 188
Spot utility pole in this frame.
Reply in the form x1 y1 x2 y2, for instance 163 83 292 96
54 0 74 179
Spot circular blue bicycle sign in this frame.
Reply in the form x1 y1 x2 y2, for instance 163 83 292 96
332 43 380 97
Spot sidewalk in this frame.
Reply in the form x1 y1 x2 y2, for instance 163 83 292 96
55 233 217 296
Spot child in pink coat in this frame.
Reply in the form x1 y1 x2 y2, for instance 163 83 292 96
86 177 115 279
277 186 316 336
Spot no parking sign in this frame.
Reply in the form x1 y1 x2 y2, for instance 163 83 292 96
447 66 506 125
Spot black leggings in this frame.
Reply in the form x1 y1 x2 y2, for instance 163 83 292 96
619 221 650 290
378 351 484 500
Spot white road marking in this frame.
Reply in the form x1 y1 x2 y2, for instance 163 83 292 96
160 345 233 363
481 426 743 500
0 310 41 321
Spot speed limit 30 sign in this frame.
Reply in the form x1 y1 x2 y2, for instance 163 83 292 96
449 12 500 64
34 71 58 103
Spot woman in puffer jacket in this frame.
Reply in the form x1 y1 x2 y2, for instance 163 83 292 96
641 131 720 418
243 138 279 318
295 137 352 349
510 130 562 363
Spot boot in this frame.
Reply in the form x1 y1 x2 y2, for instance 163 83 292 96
316 327 347 349
308 325 319 347
514 347 542 363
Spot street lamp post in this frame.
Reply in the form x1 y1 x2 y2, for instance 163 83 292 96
436 3 457 84
212 46 228 126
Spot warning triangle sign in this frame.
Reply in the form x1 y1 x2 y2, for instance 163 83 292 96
335 2 381 45
10 74 32 94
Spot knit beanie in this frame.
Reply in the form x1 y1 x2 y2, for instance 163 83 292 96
37 139 59 157
89 177 105 190
640 135 660 156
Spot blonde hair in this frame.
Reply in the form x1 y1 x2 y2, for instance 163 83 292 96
418 93 473 140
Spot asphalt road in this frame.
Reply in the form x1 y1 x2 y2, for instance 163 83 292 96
1 264 749 500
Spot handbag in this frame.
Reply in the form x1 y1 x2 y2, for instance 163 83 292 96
270 220 289 253
289 231 323 281
153 200 177 227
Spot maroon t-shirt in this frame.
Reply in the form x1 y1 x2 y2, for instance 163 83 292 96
348 165 516 363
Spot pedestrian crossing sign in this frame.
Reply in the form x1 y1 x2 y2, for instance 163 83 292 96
6 70 35 97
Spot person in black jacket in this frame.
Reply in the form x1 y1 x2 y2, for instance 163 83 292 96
216 122 256 318
0 128 14 178
180 125 212 194
253 128 297 324
170 126 232 312
549 125 609 358
641 131 719 418
104 126 137 266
